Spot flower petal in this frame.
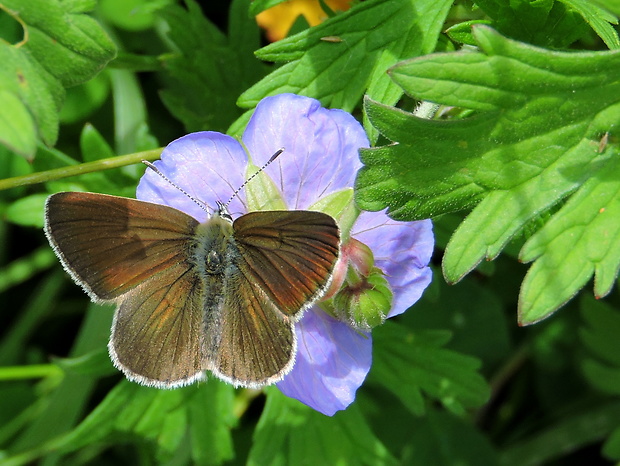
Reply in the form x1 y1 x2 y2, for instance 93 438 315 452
277 308 372 416
352 211 434 317
136 132 249 221
243 93 368 210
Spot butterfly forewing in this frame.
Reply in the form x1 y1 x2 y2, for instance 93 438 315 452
45 192 199 300
232 210 340 317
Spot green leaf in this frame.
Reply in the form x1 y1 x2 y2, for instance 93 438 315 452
12 303 111 451
356 26 620 324
0 246 56 294
394 408 499 466
54 349 115 378
402 271 511 368
560 0 620 50
370 322 490 416
79 123 115 163
0 89 36 157
158 0 267 133
603 426 620 460
4 193 47 227
446 20 493 45
0 0 116 158
593 0 620 16
248 0 287 16
473 0 592 48
98 0 162 31
188 382 236 465
248 388 397 465
59 71 110 124
580 296 620 394
239 0 453 114
57 380 236 464
500 401 620 466
519 155 620 324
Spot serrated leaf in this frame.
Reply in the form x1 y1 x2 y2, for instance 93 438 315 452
560 0 620 50
56 380 235 463
519 155 620 323
158 0 267 133
356 26 620 323
249 388 397 466
0 0 116 158
370 322 490 416
239 0 453 113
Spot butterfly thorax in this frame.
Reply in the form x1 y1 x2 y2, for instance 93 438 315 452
192 213 235 276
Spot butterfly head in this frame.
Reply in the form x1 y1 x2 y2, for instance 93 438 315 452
214 200 233 223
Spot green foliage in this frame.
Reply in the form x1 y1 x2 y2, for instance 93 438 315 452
356 26 620 324
55 380 236 464
159 0 268 133
1 0 620 465
0 0 116 159
249 389 397 465
240 0 453 115
370 322 490 416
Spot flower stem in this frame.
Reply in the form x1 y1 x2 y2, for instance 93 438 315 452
0 148 163 191
0 364 63 381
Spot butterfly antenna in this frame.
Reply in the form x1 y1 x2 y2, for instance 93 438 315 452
222 148 284 208
142 160 210 214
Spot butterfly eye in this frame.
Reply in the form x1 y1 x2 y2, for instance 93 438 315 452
206 249 224 274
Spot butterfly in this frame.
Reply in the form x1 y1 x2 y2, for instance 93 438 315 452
44 191 340 388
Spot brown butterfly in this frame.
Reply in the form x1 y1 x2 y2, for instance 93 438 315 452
44 192 340 388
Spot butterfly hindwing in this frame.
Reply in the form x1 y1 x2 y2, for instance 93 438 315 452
109 263 205 387
206 210 339 386
206 265 295 387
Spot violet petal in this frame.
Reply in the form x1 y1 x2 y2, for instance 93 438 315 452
277 308 372 416
136 132 249 221
243 94 368 210
352 211 434 317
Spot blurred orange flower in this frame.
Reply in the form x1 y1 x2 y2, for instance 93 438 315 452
256 0 352 42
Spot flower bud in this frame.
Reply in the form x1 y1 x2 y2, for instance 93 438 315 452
333 268 393 330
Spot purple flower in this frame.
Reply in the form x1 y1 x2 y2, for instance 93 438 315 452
136 93 434 416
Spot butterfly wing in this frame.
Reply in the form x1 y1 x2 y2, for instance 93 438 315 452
206 210 340 387
233 210 340 316
45 192 205 387
109 264 205 387
45 192 199 301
